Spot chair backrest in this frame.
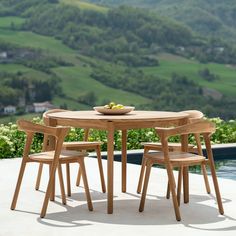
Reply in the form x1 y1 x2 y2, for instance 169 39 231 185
184 110 204 122
43 109 68 126
17 120 63 137
156 120 215 163
154 110 204 128
178 110 205 155
155 120 215 138
17 119 69 137
43 109 90 141
17 119 70 159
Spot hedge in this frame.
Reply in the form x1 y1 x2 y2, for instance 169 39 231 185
0 117 236 159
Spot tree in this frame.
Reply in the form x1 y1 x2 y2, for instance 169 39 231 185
78 91 97 106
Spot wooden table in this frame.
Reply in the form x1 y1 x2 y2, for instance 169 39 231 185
47 110 190 214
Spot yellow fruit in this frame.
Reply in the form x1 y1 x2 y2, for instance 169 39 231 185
103 102 125 109
116 104 124 109
109 102 115 108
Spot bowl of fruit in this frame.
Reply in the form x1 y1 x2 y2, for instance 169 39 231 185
94 102 135 115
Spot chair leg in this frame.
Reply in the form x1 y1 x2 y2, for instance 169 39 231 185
137 149 148 194
166 182 170 199
137 157 147 194
96 146 106 193
40 162 58 218
49 164 55 201
58 164 67 205
166 164 181 221
139 161 152 212
79 159 93 211
183 167 189 204
177 166 183 206
201 163 211 194
35 163 43 190
208 160 224 214
66 163 71 197
11 159 27 210
166 172 177 199
76 166 82 187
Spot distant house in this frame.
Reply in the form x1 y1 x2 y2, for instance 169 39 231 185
177 46 185 52
4 105 16 114
215 47 224 53
0 52 7 59
33 101 55 113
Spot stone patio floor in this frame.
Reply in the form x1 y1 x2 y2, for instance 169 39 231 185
0 157 236 236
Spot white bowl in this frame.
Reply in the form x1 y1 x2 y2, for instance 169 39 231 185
93 106 135 115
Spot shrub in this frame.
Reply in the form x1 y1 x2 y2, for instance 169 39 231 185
0 117 235 159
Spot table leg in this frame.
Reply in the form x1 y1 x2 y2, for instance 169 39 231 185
107 122 114 214
181 133 189 204
180 118 189 204
183 166 189 203
122 130 127 193
48 118 57 151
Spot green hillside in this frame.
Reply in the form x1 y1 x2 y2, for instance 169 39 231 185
0 0 236 120
142 53 236 98
0 16 25 28
0 17 150 110
60 0 108 12
52 65 149 105
0 28 74 55
88 0 236 43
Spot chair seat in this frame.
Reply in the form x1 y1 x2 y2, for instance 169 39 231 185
142 142 195 151
63 141 102 149
145 151 205 166
29 150 87 162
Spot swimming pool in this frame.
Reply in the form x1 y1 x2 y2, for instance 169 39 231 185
97 145 236 181
213 159 236 181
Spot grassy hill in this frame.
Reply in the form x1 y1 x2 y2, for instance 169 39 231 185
0 0 236 121
0 15 235 103
88 0 236 43
0 16 150 111
60 0 108 12
0 16 25 28
142 53 236 98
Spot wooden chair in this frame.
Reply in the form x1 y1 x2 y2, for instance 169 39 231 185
139 120 224 221
137 110 211 196
11 120 93 218
35 109 106 197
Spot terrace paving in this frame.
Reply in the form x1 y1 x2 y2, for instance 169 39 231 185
0 157 236 236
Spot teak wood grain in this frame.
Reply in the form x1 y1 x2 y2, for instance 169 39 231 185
11 120 93 218
35 109 106 196
137 110 211 199
138 120 224 221
47 110 190 214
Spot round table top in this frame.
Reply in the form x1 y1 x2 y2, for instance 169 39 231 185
47 110 189 121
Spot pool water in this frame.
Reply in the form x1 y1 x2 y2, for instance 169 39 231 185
214 159 236 181
101 150 236 181
187 159 236 181
152 160 236 181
